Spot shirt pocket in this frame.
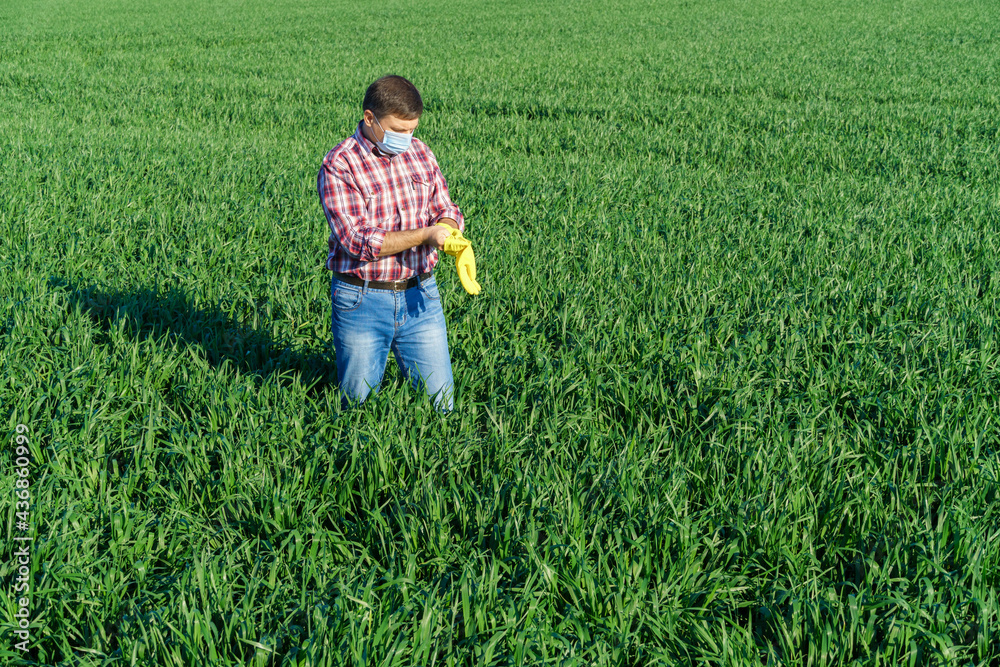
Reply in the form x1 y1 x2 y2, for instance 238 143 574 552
364 182 391 222
411 174 432 217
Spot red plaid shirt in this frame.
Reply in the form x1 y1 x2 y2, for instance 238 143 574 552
318 122 465 281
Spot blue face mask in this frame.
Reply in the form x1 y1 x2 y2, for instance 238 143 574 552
373 116 414 156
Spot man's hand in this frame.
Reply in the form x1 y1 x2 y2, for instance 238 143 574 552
423 224 452 250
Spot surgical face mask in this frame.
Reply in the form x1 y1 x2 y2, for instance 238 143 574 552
373 116 414 156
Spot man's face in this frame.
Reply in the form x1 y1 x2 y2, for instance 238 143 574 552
363 109 419 143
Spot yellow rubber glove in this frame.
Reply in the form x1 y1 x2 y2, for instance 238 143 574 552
435 222 482 295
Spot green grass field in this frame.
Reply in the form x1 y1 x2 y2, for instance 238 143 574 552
2 0 1000 663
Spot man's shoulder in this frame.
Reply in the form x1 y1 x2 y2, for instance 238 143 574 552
406 137 441 170
322 133 365 173
410 137 435 157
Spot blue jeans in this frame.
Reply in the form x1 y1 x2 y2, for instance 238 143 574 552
331 273 455 411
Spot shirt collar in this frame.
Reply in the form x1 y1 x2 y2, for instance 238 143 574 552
354 121 391 159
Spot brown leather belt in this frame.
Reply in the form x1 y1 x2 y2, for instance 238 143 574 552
333 271 432 292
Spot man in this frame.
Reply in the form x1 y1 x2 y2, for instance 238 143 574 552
317 75 463 411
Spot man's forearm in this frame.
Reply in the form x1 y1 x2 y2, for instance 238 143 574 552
376 218 458 258
377 228 430 258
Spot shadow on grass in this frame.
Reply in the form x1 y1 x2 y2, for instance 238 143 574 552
52 276 337 390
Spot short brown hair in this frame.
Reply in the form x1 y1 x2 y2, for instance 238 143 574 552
363 75 423 120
